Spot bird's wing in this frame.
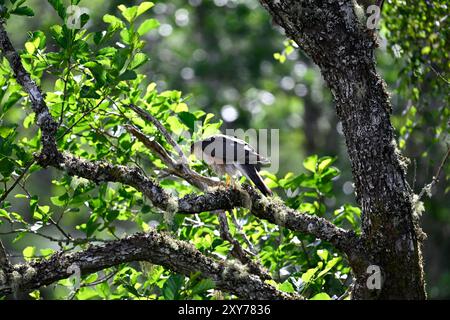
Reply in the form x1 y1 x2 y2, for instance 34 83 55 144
203 134 270 166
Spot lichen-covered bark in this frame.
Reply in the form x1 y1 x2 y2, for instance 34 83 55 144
3 4 422 299
0 19 354 299
259 0 426 299
0 240 10 270
0 231 298 299
0 23 61 166
178 186 358 254
57 153 173 211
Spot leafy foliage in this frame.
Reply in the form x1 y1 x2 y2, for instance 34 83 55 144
0 1 360 300
383 0 449 178
0 0 448 300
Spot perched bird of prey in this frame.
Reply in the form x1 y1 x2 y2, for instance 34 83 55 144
191 134 272 196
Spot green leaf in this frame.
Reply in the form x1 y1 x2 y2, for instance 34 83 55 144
177 111 197 133
119 28 131 44
303 155 318 173
137 2 154 17
421 46 431 55
25 41 36 54
137 18 159 36
317 156 335 173
118 4 138 23
85 61 106 85
40 248 55 256
79 13 90 28
23 113 35 128
103 14 125 29
76 287 99 300
317 249 329 261
23 246 36 261
11 6 34 16
49 25 67 48
0 157 15 177
174 103 188 113
301 267 319 283
50 193 68 206
47 0 66 20
3 92 22 112
84 273 98 284
191 278 215 295
317 257 341 278
279 281 295 293
162 275 184 300
29 290 41 300
129 52 149 70
80 86 101 99
85 214 100 237
0 208 11 221
118 70 137 81
310 292 331 300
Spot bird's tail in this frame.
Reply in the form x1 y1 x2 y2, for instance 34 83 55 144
237 164 272 196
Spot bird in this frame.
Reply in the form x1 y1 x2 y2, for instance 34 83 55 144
190 134 272 196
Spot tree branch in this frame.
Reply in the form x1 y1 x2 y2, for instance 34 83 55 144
0 230 299 299
123 116 357 254
128 103 189 164
0 160 34 204
0 239 10 271
217 210 270 280
125 124 220 190
178 186 358 255
418 144 450 200
0 17 356 297
53 153 174 212
258 0 426 298
0 23 61 166
34 150 359 255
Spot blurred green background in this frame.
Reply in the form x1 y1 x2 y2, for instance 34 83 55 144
2 0 449 298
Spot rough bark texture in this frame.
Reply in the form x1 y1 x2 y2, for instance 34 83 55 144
0 231 298 299
0 21 350 299
0 22 61 167
0 240 10 270
259 0 426 299
1 0 426 299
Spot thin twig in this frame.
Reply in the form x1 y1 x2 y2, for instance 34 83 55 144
125 124 220 190
58 97 106 140
0 239 10 270
418 144 450 199
81 269 118 287
59 59 72 127
49 217 73 241
0 160 35 204
230 210 256 254
0 229 107 245
217 210 270 280
299 239 312 268
128 104 188 164
428 64 450 85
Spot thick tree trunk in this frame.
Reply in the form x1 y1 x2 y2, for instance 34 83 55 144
259 0 426 299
